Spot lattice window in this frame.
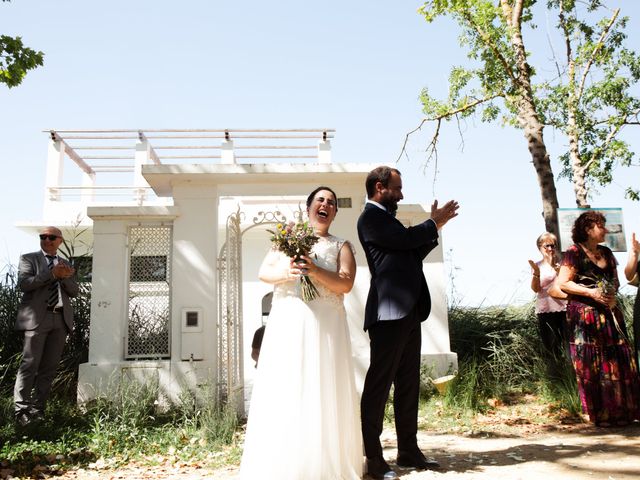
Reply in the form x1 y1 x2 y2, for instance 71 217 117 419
126 225 172 359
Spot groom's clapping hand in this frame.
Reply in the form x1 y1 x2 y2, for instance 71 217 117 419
430 199 459 229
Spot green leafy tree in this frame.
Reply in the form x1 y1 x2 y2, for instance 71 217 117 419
1 0 44 88
540 1 640 205
406 0 640 235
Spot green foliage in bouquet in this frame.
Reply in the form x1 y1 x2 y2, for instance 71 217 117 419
267 220 320 302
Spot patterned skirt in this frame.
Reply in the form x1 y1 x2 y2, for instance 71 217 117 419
566 300 640 426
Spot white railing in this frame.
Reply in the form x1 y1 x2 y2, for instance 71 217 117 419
43 128 335 209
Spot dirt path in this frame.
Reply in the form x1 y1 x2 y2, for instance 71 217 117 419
396 423 640 479
43 423 640 479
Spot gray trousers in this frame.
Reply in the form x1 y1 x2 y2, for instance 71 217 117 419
14 311 68 415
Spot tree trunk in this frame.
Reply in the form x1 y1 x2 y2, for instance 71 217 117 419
567 124 589 207
502 0 561 237
521 112 561 237
560 2 590 208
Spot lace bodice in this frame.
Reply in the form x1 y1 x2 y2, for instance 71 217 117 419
272 235 354 306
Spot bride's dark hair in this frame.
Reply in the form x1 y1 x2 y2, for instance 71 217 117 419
306 186 338 212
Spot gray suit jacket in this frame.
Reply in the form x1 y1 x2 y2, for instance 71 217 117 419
15 251 79 331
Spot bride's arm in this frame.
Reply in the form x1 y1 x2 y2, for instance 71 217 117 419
258 249 296 285
299 242 356 294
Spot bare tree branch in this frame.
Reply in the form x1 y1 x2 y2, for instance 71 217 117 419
397 94 502 163
575 8 620 101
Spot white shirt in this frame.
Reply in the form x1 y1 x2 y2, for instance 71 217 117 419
42 250 63 309
534 261 566 314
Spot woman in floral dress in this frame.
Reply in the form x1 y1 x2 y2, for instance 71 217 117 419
556 211 640 426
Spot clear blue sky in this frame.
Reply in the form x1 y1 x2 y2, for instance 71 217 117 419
1 0 639 306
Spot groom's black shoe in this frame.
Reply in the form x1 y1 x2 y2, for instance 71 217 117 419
397 449 441 470
366 456 398 479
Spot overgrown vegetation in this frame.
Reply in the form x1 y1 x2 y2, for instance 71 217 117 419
0 379 241 477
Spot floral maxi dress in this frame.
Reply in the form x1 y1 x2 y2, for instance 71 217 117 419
562 244 640 426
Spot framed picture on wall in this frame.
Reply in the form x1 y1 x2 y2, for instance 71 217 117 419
557 207 626 252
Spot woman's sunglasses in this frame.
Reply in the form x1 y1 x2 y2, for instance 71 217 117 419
542 244 556 249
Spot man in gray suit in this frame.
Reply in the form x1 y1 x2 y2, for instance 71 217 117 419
14 226 78 426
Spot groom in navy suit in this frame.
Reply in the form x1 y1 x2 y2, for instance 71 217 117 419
358 166 459 479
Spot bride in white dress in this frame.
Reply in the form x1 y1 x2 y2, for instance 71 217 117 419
240 186 363 480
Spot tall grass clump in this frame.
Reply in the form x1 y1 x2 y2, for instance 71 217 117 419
443 301 579 414
87 378 162 456
0 266 23 394
177 383 240 447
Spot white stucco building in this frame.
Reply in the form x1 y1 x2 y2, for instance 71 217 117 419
18 129 457 414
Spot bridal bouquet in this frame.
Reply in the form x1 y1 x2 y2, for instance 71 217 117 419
268 220 319 302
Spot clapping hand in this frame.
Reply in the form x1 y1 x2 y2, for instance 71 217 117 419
430 200 460 229
52 263 75 279
528 259 540 276
631 232 640 254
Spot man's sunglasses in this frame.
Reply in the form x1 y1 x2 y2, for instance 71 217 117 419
39 234 60 241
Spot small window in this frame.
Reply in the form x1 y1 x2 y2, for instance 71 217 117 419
337 197 352 208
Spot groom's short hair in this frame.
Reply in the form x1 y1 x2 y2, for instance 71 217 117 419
365 166 401 198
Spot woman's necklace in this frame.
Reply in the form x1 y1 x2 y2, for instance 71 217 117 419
580 243 603 262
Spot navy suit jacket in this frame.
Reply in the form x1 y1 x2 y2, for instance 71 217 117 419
357 203 439 331
15 251 79 332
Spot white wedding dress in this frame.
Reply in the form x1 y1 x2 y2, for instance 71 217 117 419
240 235 363 480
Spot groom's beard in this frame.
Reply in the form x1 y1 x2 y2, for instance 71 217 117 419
380 199 398 215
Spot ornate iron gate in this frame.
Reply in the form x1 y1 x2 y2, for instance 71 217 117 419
217 209 287 413
217 209 244 412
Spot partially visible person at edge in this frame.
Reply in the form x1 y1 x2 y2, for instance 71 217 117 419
624 231 640 364
240 186 362 479
250 324 265 367
556 211 640 426
528 232 569 380
357 166 459 480
14 226 78 427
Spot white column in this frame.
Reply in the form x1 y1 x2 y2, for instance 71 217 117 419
221 140 236 164
171 184 219 376
77 219 128 403
317 139 332 164
45 139 65 204
134 140 150 205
